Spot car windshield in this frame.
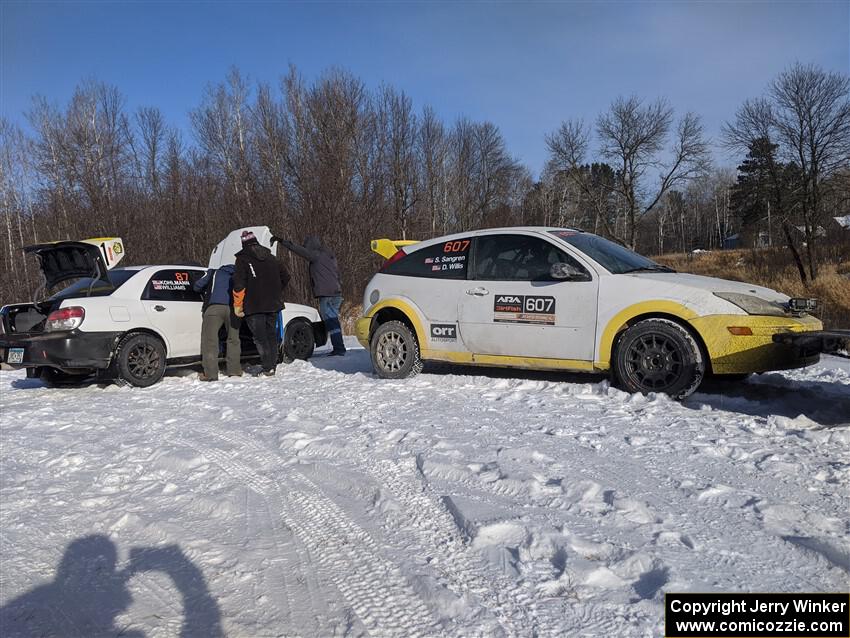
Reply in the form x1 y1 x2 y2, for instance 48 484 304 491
49 269 136 300
549 230 673 274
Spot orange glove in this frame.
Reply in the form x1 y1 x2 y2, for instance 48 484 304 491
233 289 245 317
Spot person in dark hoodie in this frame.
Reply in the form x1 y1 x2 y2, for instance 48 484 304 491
193 263 241 381
275 235 346 356
232 230 290 376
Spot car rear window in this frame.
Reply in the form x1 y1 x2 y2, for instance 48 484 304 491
382 239 472 279
49 269 137 301
142 269 204 302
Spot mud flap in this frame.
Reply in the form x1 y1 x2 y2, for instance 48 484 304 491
312 320 328 347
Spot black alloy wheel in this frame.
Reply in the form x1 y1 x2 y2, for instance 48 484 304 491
614 318 704 399
281 320 315 363
116 333 167 387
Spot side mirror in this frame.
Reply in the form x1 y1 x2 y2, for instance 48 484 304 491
550 262 588 281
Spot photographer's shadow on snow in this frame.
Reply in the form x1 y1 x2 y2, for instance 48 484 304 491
0 535 223 638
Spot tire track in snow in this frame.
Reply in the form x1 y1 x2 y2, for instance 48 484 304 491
272 372 654 636
173 433 438 637
287 432 624 638
297 369 845 602
294 434 556 635
170 436 328 636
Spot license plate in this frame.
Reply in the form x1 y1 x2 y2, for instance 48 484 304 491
7 348 24 364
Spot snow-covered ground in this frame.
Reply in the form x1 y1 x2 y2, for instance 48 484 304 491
1 339 848 637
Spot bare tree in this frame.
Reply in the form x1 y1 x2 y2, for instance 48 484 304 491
381 87 418 239
547 99 708 248
417 106 448 235
597 97 709 247
136 107 166 194
724 63 850 280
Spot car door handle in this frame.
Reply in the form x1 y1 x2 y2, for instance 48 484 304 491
154 305 166 312
466 287 489 296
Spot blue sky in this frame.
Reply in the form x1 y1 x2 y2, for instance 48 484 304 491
2 1 848 176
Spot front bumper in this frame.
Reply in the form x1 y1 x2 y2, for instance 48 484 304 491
772 329 850 357
690 314 823 374
0 330 121 371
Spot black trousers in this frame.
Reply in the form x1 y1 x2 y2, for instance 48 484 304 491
245 313 279 372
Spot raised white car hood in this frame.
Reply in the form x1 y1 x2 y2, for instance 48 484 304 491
626 272 789 302
208 226 277 268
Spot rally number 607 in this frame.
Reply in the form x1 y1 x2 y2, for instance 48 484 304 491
525 296 555 313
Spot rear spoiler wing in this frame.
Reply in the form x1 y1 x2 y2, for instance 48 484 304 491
370 239 419 259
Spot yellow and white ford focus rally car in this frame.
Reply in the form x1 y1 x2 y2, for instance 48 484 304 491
356 227 832 398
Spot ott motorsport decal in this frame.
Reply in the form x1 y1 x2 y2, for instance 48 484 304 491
430 323 457 342
494 295 556 325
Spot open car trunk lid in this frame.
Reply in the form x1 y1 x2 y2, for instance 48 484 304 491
25 238 125 291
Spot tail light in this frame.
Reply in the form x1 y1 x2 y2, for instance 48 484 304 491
46 306 85 331
380 248 406 271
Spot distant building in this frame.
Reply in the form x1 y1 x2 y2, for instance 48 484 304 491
722 234 740 249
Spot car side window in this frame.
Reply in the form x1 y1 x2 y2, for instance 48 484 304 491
143 269 204 302
473 234 589 282
383 239 472 279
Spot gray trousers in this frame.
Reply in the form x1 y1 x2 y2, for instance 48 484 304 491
201 305 242 378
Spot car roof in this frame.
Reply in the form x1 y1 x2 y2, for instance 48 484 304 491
406 226 587 249
475 226 585 234
114 264 207 272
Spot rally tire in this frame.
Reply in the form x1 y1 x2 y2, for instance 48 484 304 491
613 318 705 399
114 333 167 387
281 320 315 363
370 320 423 379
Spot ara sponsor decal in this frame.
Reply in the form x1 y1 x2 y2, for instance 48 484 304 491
493 295 556 325
430 323 457 341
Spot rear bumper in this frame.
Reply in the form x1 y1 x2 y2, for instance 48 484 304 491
690 314 823 374
0 330 120 371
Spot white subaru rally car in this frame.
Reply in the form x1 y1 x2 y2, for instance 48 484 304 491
356 227 843 398
0 227 323 387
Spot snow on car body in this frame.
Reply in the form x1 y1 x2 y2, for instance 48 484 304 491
357 227 823 398
0 229 323 387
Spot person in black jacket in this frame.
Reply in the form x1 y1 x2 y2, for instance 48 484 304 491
276 235 346 356
232 231 290 376
193 264 241 381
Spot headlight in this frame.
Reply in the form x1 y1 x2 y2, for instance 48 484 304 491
713 292 787 317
